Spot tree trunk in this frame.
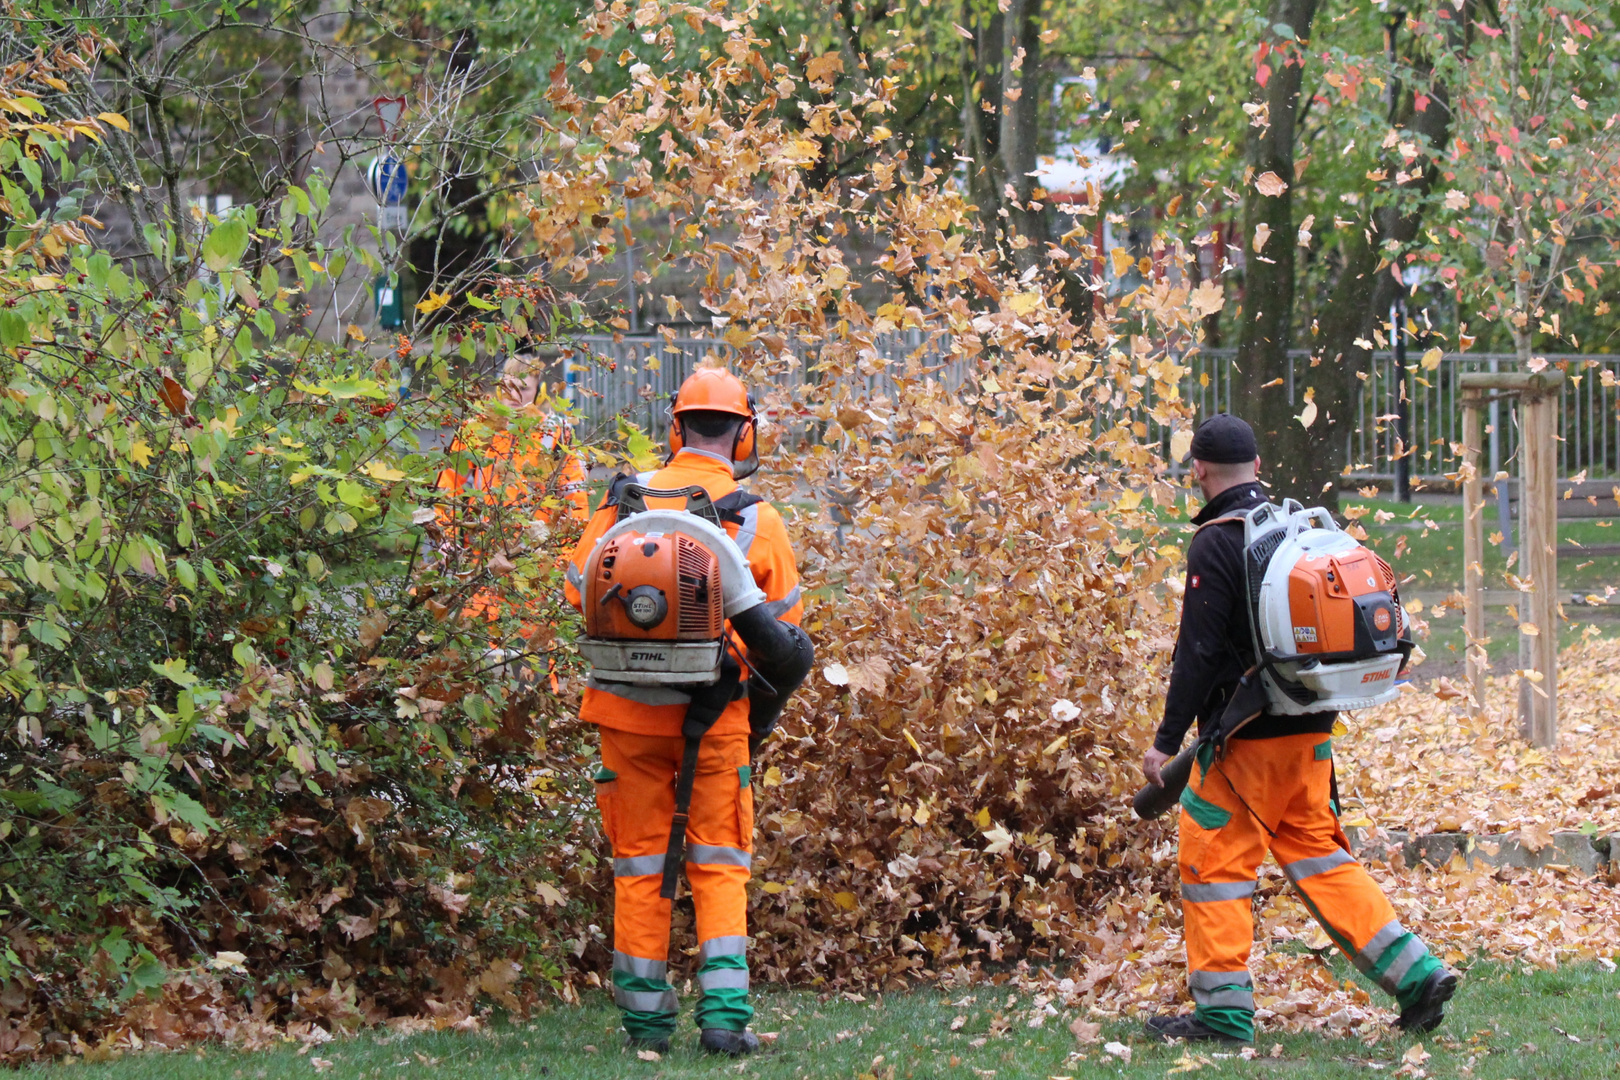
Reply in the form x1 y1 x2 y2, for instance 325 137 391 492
1235 0 1319 495
997 0 1046 272
1308 3 1472 511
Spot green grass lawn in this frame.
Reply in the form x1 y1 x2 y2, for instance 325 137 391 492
35 962 1620 1079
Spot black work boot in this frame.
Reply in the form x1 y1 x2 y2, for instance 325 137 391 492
699 1028 761 1056
625 1034 671 1054
1144 1013 1249 1043
1395 967 1459 1034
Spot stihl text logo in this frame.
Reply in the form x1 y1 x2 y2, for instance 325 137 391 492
1360 670 1391 684
630 651 668 662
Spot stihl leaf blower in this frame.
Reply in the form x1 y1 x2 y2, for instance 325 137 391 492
1134 499 1412 819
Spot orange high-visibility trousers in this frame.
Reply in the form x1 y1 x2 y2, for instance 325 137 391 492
595 727 754 1040
1177 732 1441 1040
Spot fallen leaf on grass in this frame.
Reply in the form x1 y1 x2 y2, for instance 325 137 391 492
1068 1017 1100 1043
1103 1041 1132 1063
637 1048 661 1061
310 1059 334 1073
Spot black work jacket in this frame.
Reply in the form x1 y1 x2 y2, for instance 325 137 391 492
1152 482 1335 756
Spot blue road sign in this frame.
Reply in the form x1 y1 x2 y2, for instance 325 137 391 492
366 155 408 206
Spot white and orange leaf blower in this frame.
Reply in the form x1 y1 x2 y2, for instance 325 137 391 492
577 483 814 897
1135 499 1412 819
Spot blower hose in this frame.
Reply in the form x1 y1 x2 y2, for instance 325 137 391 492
728 605 815 755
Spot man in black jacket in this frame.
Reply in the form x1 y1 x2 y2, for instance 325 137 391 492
1142 415 1457 1044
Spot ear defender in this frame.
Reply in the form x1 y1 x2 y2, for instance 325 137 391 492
730 393 759 479
666 393 685 457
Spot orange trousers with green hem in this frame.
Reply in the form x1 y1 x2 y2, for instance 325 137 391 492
595 727 755 1036
1178 732 1441 1037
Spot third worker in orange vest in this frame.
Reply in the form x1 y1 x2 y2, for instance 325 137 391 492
564 368 804 1057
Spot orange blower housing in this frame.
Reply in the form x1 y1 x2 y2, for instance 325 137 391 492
1284 548 1405 656
580 531 727 685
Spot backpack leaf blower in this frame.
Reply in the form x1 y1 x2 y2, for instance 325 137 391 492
578 483 814 896
1133 500 1411 820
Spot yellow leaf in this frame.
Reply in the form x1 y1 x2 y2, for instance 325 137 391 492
1170 429 1194 461
760 881 786 894
415 291 451 313
1116 488 1144 511
1109 247 1133 277
903 728 921 754
974 807 991 829
762 765 783 788
362 461 407 482
832 891 857 910
129 439 153 466
97 111 131 132
1421 346 1443 371
1008 291 1041 316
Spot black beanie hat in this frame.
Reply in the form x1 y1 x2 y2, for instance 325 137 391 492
1188 414 1258 464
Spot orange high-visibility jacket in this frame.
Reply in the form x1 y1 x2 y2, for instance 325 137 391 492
435 406 590 527
564 448 804 738
436 407 589 626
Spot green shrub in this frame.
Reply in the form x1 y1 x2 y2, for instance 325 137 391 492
0 39 603 1058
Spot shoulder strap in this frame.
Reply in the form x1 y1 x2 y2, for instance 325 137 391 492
1192 513 1247 536
598 472 638 512
712 488 763 526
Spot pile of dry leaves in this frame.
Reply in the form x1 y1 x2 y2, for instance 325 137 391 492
1337 634 1620 837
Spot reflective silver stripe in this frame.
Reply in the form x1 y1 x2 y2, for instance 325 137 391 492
1189 970 1253 991
698 968 749 991
615 987 678 1013
613 952 667 980
614 853 668 877
1195 987 1255 1011
698 935 749 962
565 563 583 590
734 503 760 556
1379 937 1427 992
1181 881 1256 903
1355 920 1408 974
687 844 751 868
761 584 802 618
587 678 692 706
1283 849 1355 883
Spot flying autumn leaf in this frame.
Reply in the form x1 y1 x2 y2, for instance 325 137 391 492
1254 170 1289 197
1252 222 1272 251
415 290 451 313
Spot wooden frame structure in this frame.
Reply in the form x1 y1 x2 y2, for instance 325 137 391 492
1458 370 1564 747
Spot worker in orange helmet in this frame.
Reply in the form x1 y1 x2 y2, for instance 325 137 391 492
435 354 589 631
564 367 804 1057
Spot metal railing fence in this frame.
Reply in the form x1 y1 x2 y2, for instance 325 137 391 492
560 335 1620 482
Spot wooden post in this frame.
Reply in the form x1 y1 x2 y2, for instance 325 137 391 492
1458 371 1563 745
1460 390 1486 710
1520 374 1562 747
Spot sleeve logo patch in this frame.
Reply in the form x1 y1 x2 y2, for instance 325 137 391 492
1190 575 1200 588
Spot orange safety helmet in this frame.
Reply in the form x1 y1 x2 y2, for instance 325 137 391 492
667 368 759 479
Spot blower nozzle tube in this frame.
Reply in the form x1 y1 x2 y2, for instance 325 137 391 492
1132 744 1199 820
728 605 814 753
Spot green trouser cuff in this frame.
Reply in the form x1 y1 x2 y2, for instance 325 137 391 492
694 953 752 1031
621 1008 677 1041
1392 952 1444 1012
613 971 677 1039
1194 1005 1255 1042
